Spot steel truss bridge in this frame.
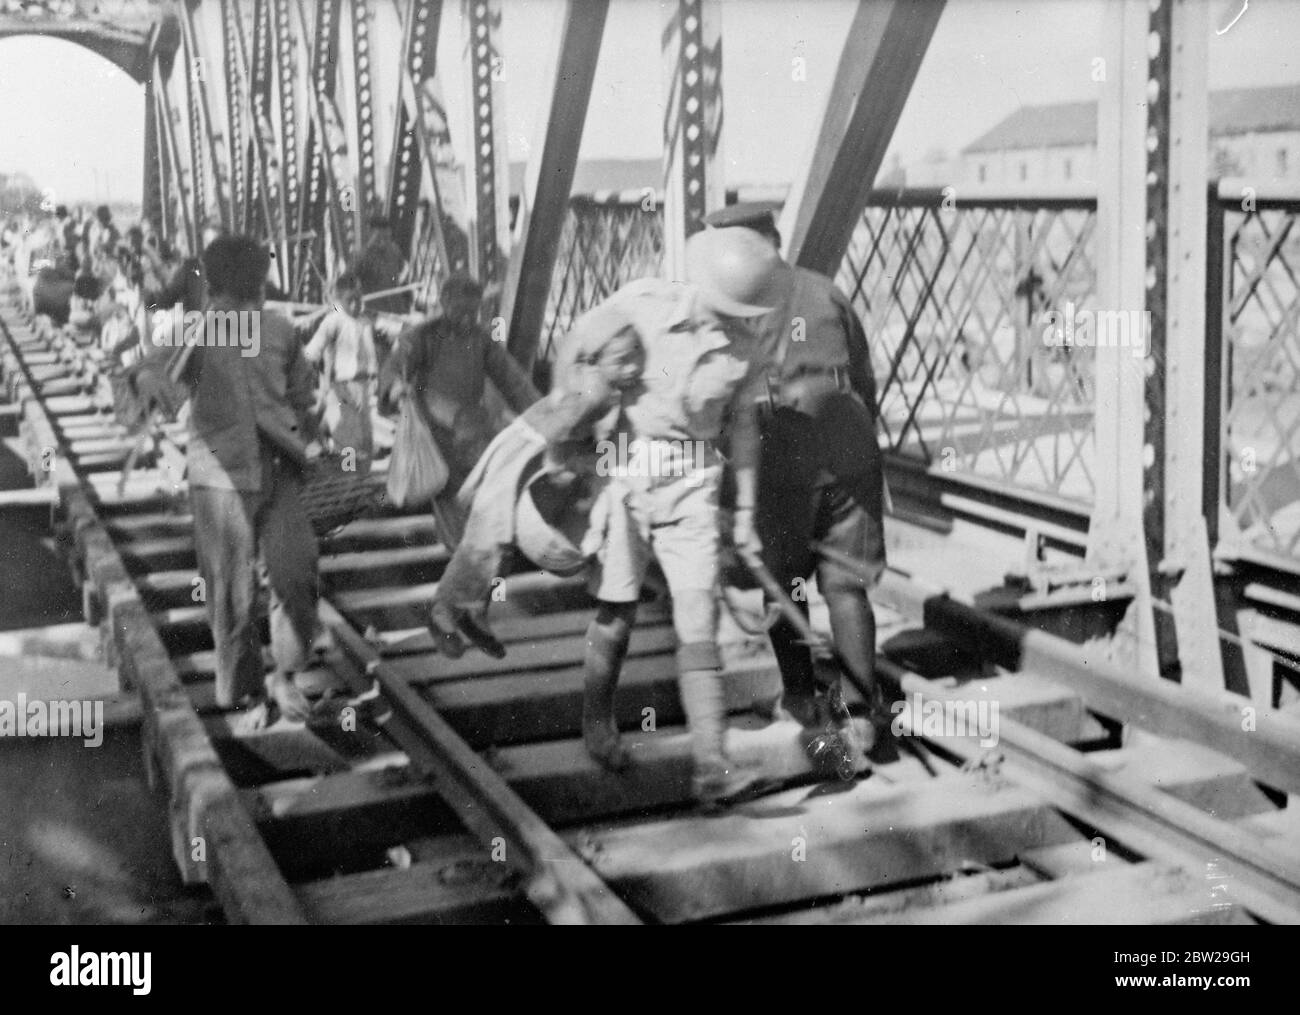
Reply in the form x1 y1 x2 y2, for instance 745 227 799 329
1 0 1299 924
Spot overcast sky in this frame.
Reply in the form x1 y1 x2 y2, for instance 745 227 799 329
0 0 1296 205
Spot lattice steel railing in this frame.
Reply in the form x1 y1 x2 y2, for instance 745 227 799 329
838 190 1098 504
542 189 1099 505
1219 187 1300 563
538 195 663 364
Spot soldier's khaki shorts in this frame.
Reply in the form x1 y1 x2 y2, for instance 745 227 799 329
586 441 723 645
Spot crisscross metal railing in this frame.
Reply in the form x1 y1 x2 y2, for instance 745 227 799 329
837 189 1098 504
542 188 1100 504
1219 186 1300 564
538 194 663 364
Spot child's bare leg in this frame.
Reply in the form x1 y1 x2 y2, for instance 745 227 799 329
582 599 637 770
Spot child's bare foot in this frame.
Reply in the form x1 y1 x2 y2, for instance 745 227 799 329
265 671 312 722
455 610 506 659
427 602 467 658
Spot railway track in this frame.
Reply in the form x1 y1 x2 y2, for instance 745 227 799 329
4 288 1300 926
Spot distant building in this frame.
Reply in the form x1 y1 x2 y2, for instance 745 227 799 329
958 84 1300 189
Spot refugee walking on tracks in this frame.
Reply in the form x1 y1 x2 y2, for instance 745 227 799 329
305 271 401 476
569 227 789 807
424 304 646 659
703 204 886 777
135 235 322 729
381 273 538 543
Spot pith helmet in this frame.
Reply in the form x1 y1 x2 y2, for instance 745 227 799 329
685 226 791 318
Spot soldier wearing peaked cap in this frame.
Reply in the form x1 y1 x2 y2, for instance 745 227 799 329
703 203 887 778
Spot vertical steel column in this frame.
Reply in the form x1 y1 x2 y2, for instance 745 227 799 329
228 0 291 282
295 0 348 287
465 0 509 290
181 15 209 238
220 0 247 233
1159 0 1224 691
660 0 723 280
154 56 196 253
349 0 378 245
178 1 233 231
142 75 164 232
1090 0 1161 679
1204 184 1228 549
1142 0 1179 679
248 0 275 236
271 0 302 284
386 0 443 259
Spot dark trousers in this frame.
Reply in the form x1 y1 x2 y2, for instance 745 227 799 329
191 454 320 707
756 405 885 702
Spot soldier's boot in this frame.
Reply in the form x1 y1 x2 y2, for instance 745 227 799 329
680 669 767 809
777 683 871 781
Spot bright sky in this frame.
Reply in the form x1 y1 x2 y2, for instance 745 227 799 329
0 0 1296 204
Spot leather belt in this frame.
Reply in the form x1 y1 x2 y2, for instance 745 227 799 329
758 364 853 412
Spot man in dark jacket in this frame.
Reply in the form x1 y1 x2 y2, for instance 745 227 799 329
704 204 886 777
381 273 538 541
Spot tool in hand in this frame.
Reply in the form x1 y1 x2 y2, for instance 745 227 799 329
735 542 938 778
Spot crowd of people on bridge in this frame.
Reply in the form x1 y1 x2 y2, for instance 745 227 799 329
3 198 887 808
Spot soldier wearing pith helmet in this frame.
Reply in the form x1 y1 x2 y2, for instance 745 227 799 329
562 225 791 807
703 202 887 778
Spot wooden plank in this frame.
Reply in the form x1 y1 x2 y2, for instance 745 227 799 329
365 603 672 657
573 775 1080 923
844 862 1249 925
741 866 1043 925
401 624 678 683
238 715 923 843
106 511 195 537
0 486 57 507
319 544 448 576
244 762 457 878
320 599 640 925
202 714 383 785
317 514 440 554
493 716 902 827
1020 840 1131 879
295 836 538 924
931 672 1108 744
421 656 777 749
1089 739 1277 820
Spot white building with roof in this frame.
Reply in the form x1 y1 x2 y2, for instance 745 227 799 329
957 84 1300 189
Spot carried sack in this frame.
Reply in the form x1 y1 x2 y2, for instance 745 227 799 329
386 397 449 507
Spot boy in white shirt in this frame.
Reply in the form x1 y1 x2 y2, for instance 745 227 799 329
305 272 388 474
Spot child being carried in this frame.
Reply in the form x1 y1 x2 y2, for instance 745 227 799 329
427 305 645 658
